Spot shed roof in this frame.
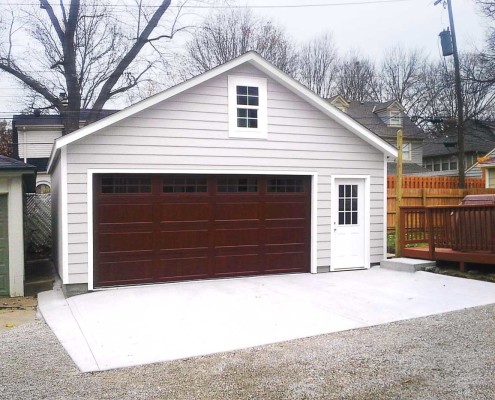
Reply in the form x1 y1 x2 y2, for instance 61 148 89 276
0 155 36 171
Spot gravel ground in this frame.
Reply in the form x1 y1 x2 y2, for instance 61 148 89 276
1 305 495 400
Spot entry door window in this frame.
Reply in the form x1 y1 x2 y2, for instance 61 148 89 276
338 184 358 225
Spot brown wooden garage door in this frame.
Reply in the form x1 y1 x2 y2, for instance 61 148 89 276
93 174 311 287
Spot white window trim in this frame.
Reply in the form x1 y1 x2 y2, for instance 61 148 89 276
389 110 402 127
228 75 267 139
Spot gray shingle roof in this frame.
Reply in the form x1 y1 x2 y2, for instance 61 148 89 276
387 162 431 176
12 109 119 126
328 100 426 140
423 120 495 158
0 155 36 170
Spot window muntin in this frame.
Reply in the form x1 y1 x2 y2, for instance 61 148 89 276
237 108 258 128
236 86 259 106
163 177 207 193
217 178 258 193
267 178 304 193
338 184 358 225
101 177 152 194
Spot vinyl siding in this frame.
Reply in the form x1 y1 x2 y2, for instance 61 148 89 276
63 63 386 284
410 141 422 165
18 129 62 160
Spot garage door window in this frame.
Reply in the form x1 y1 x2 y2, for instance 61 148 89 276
217 177 258 193
267 178 304 193
163 177 208 193
101 177 152 194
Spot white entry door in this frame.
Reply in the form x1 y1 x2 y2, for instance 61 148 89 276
331 177 369 271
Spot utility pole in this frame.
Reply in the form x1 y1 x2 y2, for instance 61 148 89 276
436 0 465 188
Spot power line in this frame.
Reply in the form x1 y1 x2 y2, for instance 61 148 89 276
0 0 413 9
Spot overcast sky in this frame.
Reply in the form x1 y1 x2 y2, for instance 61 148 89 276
239 0 488 59
0 0 491 117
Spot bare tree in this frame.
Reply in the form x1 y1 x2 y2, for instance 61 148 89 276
380 46 427 112
407 54 495 134
0 0 186 133
334 53 381 102
181 8 297 78
296 33 338 98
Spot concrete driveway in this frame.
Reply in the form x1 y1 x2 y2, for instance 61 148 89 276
38 267 495 372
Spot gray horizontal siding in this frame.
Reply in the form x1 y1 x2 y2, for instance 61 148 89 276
63 63 386 283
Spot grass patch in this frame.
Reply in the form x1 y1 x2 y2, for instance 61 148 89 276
434 263 495 283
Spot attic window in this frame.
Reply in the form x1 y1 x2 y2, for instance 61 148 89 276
389 111 402 127
228 76 267 139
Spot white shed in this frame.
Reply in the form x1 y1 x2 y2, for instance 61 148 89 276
0 156 36 297
48 52 397 296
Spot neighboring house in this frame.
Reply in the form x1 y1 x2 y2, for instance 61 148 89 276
13 110 117 193
328 96 428 175
0 156 36 297
471 148 495 187
421 120 495 178
48 52 396 297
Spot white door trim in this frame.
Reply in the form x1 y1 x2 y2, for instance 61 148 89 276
330 175 370 271
86 168 318 291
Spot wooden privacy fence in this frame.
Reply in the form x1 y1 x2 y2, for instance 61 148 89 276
387 176 485 189
387 188 495 231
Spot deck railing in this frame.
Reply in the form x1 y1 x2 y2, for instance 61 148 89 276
399 205 495 257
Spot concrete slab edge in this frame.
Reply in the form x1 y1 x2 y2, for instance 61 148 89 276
37 289 100 372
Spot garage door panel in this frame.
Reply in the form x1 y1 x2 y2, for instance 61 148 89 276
96 260 154 286
214 228 259 247
265 201 307 220
159 203 210 222
98 232 154 252
264 252 307 272
214 202 259 221
213 254 261 275
156 257 209 280
94 174 311 287
159 229 209 250
98 204 153 224
264 227 306 245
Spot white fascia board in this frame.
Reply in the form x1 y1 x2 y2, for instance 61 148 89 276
48 51 397 160
47 142 60 173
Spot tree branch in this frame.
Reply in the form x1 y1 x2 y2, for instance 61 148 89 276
87 0 171 122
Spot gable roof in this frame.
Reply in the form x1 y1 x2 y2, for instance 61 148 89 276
335 100 425 141
48 52 397 171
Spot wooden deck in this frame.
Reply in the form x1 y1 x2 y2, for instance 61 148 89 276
402 246 495 271
399 204 495 270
